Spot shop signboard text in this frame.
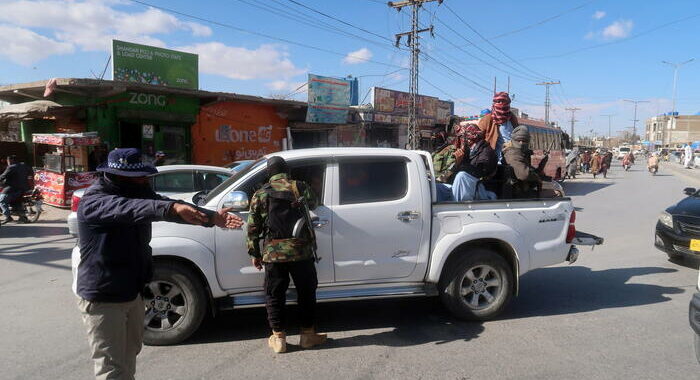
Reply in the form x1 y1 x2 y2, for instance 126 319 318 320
112 40 198 90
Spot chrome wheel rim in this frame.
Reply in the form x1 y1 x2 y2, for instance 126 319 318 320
459 265 502 310
143 281 188 331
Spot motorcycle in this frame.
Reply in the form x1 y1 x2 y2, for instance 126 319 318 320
21 188 43 222
7 188 43 223
648 165 658 176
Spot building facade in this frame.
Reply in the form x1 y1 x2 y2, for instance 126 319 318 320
646 114 700 147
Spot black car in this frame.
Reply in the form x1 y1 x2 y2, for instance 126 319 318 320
655 187 700 260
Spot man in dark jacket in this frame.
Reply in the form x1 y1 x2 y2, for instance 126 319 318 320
0 155 33 223
451 123 498 201
74 148 242 379
502 126 547 199
433 123 497 202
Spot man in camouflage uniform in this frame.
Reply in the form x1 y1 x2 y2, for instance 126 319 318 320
246 156 327 353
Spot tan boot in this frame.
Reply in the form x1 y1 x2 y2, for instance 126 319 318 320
300 327 327 349
268 331 287 353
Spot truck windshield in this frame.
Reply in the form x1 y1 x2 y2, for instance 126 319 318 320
204 158 266 204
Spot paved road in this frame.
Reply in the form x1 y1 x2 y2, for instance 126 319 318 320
1 162 698 379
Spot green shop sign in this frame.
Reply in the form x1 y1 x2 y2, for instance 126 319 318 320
112 39 198 90
101 92 199 114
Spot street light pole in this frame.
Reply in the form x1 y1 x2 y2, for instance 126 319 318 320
601 114 615 147
661 59 694 147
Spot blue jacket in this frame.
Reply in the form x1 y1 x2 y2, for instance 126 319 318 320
76 177 214 302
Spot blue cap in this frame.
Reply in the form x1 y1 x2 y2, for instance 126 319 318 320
96 148 158 177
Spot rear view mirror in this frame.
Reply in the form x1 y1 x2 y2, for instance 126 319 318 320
683 187 696 196
192 191 207 206
222 191 249 211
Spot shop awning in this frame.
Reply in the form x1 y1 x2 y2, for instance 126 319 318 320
0 100 63 121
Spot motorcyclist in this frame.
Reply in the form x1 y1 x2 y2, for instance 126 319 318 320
622 151 635 170
0 155 33 223
647 153 660 174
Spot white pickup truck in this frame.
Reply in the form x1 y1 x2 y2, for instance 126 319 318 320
72 147 602 345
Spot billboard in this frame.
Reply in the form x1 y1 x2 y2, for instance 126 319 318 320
371 87 453 127
192 102 286 166
112 40 198 90
306 74 351 124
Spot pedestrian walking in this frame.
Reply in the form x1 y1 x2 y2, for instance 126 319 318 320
684 143 694 168
590 150 602 178
246 156 327 353
74 148 243 380
581 150 591 173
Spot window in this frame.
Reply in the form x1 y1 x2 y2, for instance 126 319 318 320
153 171 195 193
339 160 408 205
236 161 326 205
195 171 231 192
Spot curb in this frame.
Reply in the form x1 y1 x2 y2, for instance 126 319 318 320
661 162 700 186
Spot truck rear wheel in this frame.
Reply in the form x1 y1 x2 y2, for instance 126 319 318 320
143 261 208 346
440 248 513 320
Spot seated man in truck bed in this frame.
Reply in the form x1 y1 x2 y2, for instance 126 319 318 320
502 126 548 199
432 123 497 202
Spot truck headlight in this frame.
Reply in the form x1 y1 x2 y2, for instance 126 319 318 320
658 211 673 229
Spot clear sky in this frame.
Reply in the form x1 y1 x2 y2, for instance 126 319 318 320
1 0 698 138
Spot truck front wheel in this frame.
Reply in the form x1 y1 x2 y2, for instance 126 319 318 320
143 261 208 346
440 248 513 320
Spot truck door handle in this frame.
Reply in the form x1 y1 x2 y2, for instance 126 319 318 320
397 211 420 222
312 218 329 228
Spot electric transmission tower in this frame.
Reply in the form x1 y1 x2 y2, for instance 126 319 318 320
536 81 559 126
565 107 581 144
389 0 441 149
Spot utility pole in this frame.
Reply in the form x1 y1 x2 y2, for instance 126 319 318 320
623 99 650 145
601 114 615 147
662 58 694 146
565 107 581 145
390 0 441 150
536 81 560 126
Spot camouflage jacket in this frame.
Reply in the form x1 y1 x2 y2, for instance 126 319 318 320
432 144 457 183
246 173 318 263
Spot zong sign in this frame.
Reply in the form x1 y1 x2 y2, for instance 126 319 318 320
128 92 168 107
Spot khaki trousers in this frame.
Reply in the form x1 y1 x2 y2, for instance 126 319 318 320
77 296 145 380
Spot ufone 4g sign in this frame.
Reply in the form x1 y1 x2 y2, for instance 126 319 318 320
128 92 169 107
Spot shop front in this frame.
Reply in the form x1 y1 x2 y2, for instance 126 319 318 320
32 133 101 207
87 91 199 164
191 101 288 166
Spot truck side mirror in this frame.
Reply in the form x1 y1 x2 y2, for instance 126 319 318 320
683 187 696 196
222 191 249 211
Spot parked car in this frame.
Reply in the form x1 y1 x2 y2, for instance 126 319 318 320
71 147 602 345
655 187 700 260
690 270 700 363
225 160 255 172
67 165 232 235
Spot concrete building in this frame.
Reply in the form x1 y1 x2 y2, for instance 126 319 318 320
646 114 700 147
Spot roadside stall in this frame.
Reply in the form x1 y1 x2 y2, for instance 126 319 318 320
32 133 101 207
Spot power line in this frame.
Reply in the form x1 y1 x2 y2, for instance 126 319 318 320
285 0 393 43
522 12 700 61
418 74 482 110
128 0 406 69
442 3 549 81
433 18 541 82
490 1 596 40
235 0 395 52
